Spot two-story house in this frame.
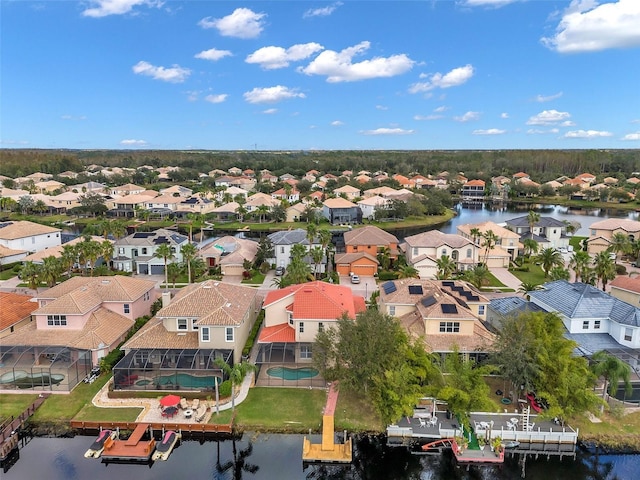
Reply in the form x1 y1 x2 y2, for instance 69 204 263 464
322 198 361 224
334 226 399 277
113 229 189 275
460 179 486 201
0 220 61 254
377 279 494 360
401 230 478 279
586 218 640 256
504 215 569 251
0 276 157 392
117 281 259 390
257 281 366 366
267 228 323 272
457 221 520 265
333 185 361 200
357 195 388 220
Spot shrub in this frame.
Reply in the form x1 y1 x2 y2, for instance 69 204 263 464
242 310 264 356
218 380 232 398
378 271 399 281
615 264 627 275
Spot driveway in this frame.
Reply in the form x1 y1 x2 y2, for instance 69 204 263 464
490 267 522 291
339 275 376 301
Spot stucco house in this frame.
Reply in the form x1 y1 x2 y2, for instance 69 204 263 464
457 220 520 265
334 226 398 277
0 244 27 265
112 229 189 275
586 219 640 256
0 220 61 254
609 276 640 306
461 179 486 201
322 197 361 224
257 281 366 366
0 276 158 392
377 279 494 360
199 235 258 276
0 292 37 339
401 230 479 279
267 228 323 271
116 281 259 390
505 215 569 250
333 184 361 200
357 195 388 220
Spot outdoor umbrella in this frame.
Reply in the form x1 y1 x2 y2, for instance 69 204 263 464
159 394 181 407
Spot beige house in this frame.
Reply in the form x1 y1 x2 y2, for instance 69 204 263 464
401 230 479 279
199 236 258 275
377 278 494 357
609 276 640 306
457 220 520 265
123 281 259 365
587 218 640 255
333 184 361 200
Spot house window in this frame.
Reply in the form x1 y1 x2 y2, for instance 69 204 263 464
478 305 485 315
124 304 130 314
624 328 633 342
192 318 198 330
226 327 234 342
177 318 188 330
288 313 293 325
594 320 601 330
300 345 312 359
47 315 67 326
442 248 447 257
413 247 418 256
142 248 147 255
118 247 125 255
583 320 589 330
299 322 304 333
439 321 460 333
201 327 210 342
389 305 396 316
466 248 472 258
318 322 324 332
591 229 596 236
452 250 459 261
280 246 285 254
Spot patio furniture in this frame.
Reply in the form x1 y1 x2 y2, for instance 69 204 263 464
419 418 427 428
183 408 194 419
180 397 189 410
429 416 438 427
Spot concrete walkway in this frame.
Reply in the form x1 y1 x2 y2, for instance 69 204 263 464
490 267 522 291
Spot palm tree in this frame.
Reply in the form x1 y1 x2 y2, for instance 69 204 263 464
436 255 457 280
101 240 114 270
60 244 78 277
40 256 62 287
166 262 183 288
377 246 392 271
481 230 499 264
527 210 540 235
397 265 419 279
591 350 632 412
154 243 175 289
535 247 564 277
180 243 198 283
549 266 570 281
463 264 490 289
255 205 269 223
610 232 630 265
593 250 616 291
569 250 591 282
235 204 247 223
309 246 324 279
19 261 41 291
305 223 318 246
80 239 102 277
214 359 257 410
522 238 539 259
469 227 482 246
517 282 541 294
110 220 128 240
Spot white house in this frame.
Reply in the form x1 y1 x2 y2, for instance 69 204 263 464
0 220 61 254
267 228 323 271
112 229 189 275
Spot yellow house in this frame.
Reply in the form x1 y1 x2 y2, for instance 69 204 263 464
587 219 640 255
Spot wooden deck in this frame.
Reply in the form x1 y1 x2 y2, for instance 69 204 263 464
102 423 155 462
70 420 233 434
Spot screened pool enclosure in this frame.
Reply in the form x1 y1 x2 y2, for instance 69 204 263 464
113 348 233 391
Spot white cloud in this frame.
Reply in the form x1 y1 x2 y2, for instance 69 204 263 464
527 128 560 134
526 109 571 125
198 8 266 39
454 111 480 122
243 86 306 104
120 139 148 146
560 120 576 127
409 64 474 93
534 92 563 102
434 106 449 113
299 41 414 82
631 119 640 124
194 48 232 62
303 2 342 18
331 120 344 126
360 128 415 136
246 43 324 70
414 114 443 121
204 94 228 104
132 61 190 83
564 129 613 138
542 0 640 53
500 112 509 119
473 128 506 135
375 105 388 111
61 114 87 121
262 108 278 115
621 131 640 140
82 0 161 18
460 0 519 6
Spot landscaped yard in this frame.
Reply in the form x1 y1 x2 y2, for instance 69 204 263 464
509 261 547 286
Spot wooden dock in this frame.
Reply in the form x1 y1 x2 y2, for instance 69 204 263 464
302 382 352 464
70 420 233 434
101 423 155 462
0 393 49 462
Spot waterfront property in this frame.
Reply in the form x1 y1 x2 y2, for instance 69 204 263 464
586 218 640 256
0 220 61 254
504 215 570 251
112 228 189 275
198 235 258 276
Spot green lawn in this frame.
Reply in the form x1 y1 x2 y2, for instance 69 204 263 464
242 273 265 285
0 394 39 421
570 236 587 251
0 270 17 280
509 262 547 286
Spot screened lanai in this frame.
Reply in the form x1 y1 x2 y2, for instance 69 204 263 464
254 342 326 388
113 348 232 391
0 345 92 392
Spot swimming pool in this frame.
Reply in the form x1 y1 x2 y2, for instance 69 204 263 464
142 373 220 389
266 366 319 380
0 370 65 388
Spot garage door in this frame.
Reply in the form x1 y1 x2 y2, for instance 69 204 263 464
150 265 164 275
138 264 149 275
352 264 377 277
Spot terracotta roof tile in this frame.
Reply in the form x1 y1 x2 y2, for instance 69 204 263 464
0 220 60 240
258 324 296 343
610 276 640 294
0 292 37 331
344 225 398 246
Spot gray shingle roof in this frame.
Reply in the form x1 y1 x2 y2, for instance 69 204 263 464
267 228 314 245
505 216 566 228
529 280 640 327
489 296 545 317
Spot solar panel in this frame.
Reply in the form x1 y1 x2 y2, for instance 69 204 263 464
441 304 458 314
382 281 397 294
442 281 455 287
153 236 169 244
468 295 480 301
133 232 153 238
408 285 423 295
421 296 436 307
452 286 464 292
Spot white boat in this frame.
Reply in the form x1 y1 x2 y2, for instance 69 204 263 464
84 429 116 458
151 431 181 461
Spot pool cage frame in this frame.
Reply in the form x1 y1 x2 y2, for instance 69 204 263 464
112 348 233 391
254 342 326 387
0 345 92 392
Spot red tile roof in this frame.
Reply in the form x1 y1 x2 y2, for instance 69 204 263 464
0 292 37 331
258 324 296 343
610 276 640 294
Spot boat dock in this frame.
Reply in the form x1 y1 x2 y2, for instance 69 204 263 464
1 393 49 463
302 382 352 463
70 419 232 434
101 423 156 462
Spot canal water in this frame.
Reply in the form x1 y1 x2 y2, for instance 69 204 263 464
3 433 637 479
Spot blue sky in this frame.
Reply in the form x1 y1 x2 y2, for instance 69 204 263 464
2 0 640 151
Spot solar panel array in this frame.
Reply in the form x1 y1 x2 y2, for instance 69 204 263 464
133 232 153 238
421 296 436 307
441 304 458 314
441 281 455 287
382 281 397 294
408 285 423 295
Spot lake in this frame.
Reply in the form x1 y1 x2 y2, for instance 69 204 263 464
3 433 637 480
